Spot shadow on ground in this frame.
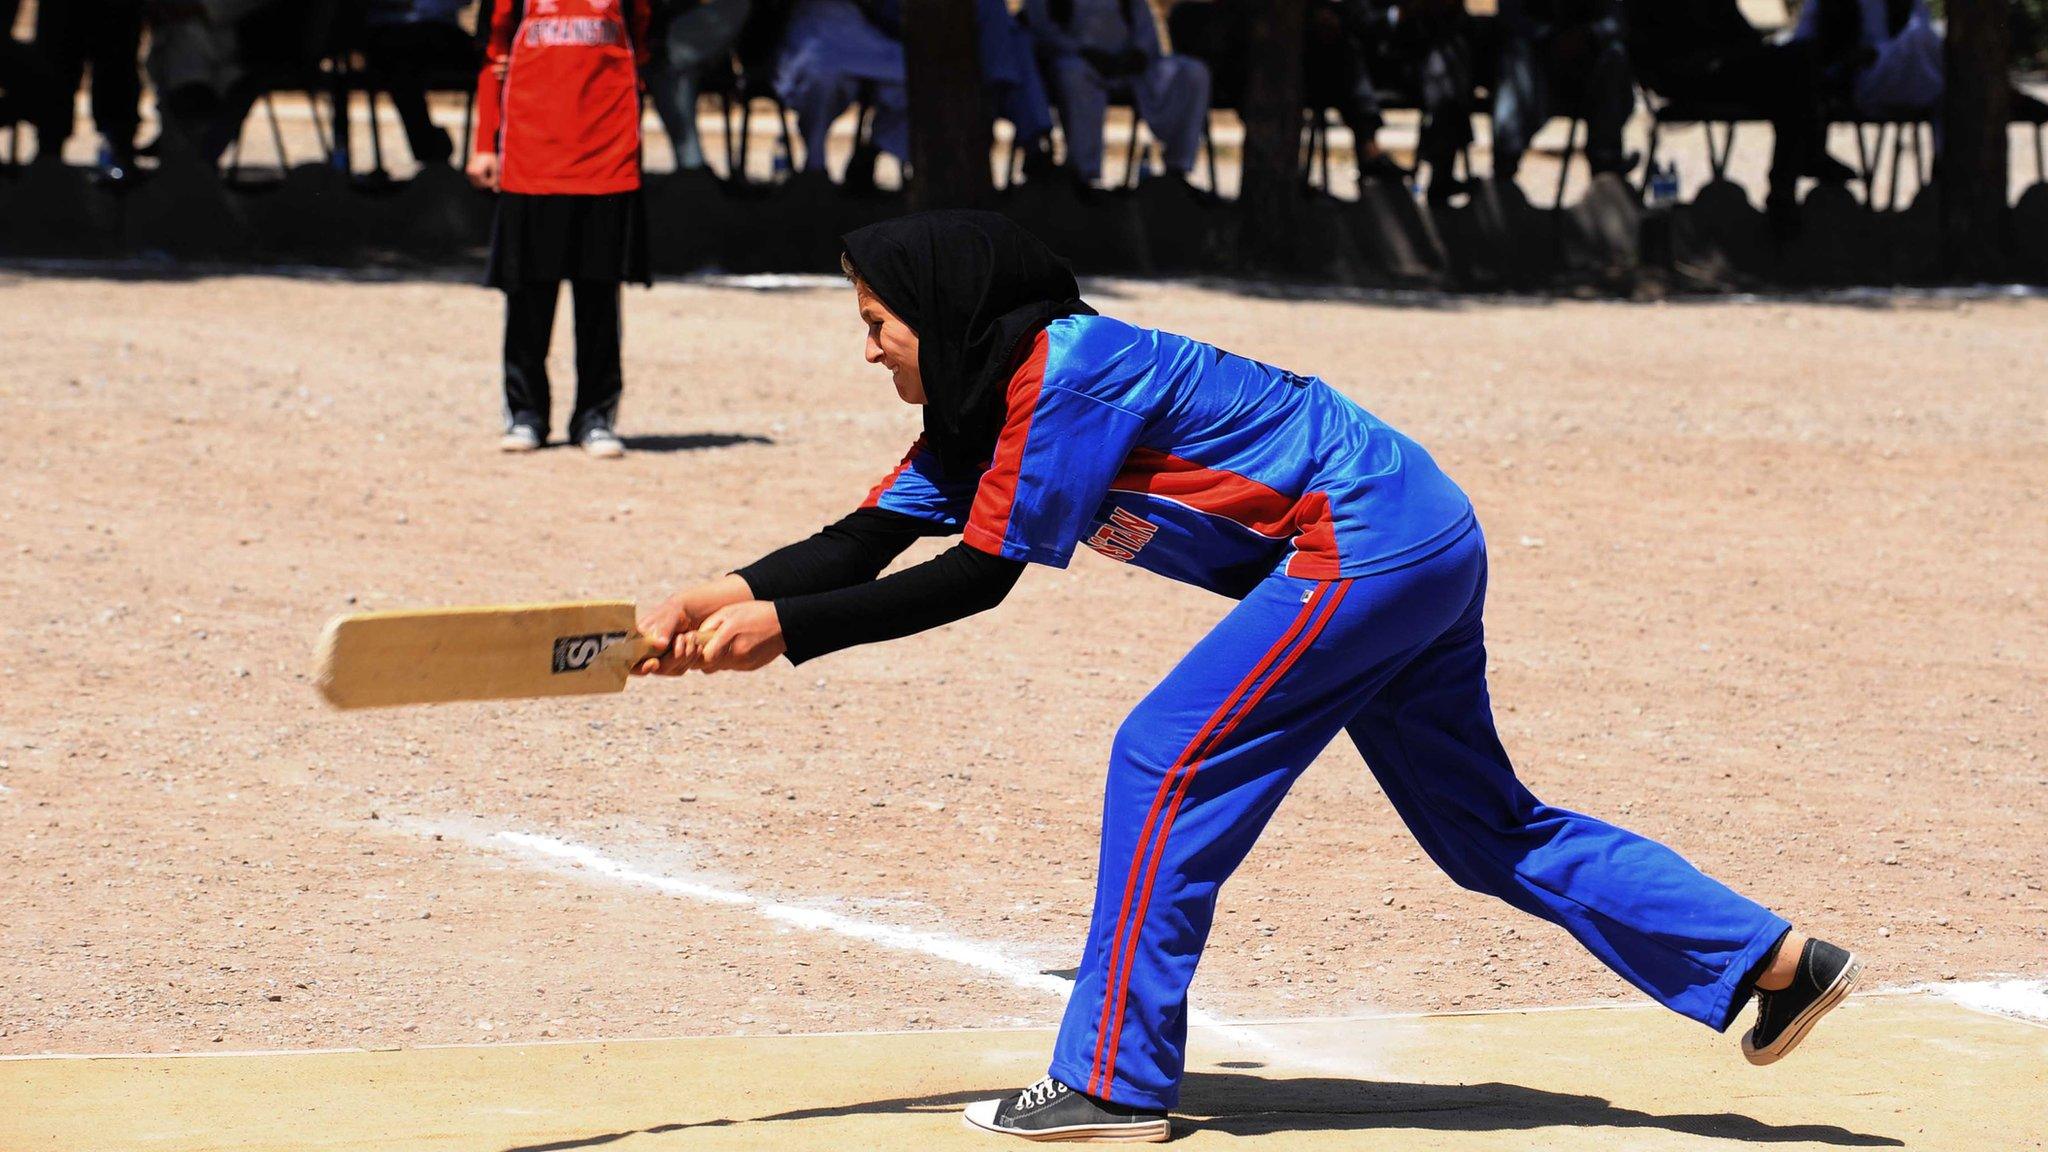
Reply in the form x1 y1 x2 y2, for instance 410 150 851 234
497 1071 1904 1150
617 433 773 454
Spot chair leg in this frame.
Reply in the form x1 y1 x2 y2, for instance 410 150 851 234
847 99 877 187
328 77 350 171
1886 122 1904 210
327 61 351 168
1639 117 1662 201
1552 116 1580 210
1317 115 1332 187
1124 110 1143 189
716 91 736 179
304 84 332 160
737 97 755 178
367 89 387 175
1303 110 1321 190
1851 121 1873 204
1202 115 1217 195
776 95 799 178
1320 114 1333 191
264 92 290 170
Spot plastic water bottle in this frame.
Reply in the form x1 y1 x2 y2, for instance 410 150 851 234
1648 162 1679 209
1642 161 1679 274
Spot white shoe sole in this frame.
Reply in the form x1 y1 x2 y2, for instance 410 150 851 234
961 1099 1169 1143
581 440 625 459
1741 955 1862 1066
499 435 541 453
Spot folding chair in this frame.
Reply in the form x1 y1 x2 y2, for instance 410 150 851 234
358 44 482 176
1636 87 1771 200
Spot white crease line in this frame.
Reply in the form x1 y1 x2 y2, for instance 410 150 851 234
409 821 1437 1075
1912 979 2048 1026
425 821 1241 1027
491 827 1081 1001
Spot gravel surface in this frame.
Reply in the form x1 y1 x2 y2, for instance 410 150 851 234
2 270 2043 1055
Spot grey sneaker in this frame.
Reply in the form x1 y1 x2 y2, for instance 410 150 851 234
1741 938 1862 1065
499 424 543 452
962 1076 1168 1143
579 426 626 459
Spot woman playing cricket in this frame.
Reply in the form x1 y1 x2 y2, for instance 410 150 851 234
632 211 1861 1143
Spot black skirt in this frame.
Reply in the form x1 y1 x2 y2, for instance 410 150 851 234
485 190 652 289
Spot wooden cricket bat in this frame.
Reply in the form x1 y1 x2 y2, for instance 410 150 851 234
314 601 664 709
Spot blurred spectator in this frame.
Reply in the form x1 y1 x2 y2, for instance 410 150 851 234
773 0 906 174
146 0 342 166
146 0 273 163
1 5 65 160
976 0 1057 174
364 0 478 168
33 0 146 178
773 0 1050 179
1791 0 1942 118
1295 1 1474 201
470 0 651 459
1303 0 1413 185
644 0 751 172
1625 0 1852 220
1490 0 1635 185
1377 0 1477 202
1023 0 1210 188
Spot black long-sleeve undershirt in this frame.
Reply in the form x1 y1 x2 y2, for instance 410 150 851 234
733 507 1025 665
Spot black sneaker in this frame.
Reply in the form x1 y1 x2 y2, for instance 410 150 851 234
962 1076 1169 1143
1742 938 1862 1065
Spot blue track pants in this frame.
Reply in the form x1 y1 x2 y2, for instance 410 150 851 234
1048 525 1790 1110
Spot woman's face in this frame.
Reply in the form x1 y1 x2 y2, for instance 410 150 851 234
857 285 924 405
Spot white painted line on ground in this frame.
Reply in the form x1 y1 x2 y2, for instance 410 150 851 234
487 826 1083 1001
400 820 1457 1074
702 273 846 292
1917 980 2048 1026
418 819 1249 1020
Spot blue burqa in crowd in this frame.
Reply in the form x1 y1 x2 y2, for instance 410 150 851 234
774 0 1053 173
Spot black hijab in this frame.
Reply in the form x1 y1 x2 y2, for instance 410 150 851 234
841 210 1095 479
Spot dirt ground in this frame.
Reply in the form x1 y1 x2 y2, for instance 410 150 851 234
1 270 2043 1058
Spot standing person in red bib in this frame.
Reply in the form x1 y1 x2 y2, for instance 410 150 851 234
468 0 651 459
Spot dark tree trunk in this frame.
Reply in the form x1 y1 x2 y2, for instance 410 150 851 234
902 0 993 211
1227 0 1308 274
1939 0 2010 280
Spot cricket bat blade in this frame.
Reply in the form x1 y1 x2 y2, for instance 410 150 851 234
314 601 660 709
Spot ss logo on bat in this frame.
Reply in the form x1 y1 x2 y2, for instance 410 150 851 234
553 631 629 673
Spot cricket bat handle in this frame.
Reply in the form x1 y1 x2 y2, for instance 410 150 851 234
607 632 669 672
612 624 720 671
